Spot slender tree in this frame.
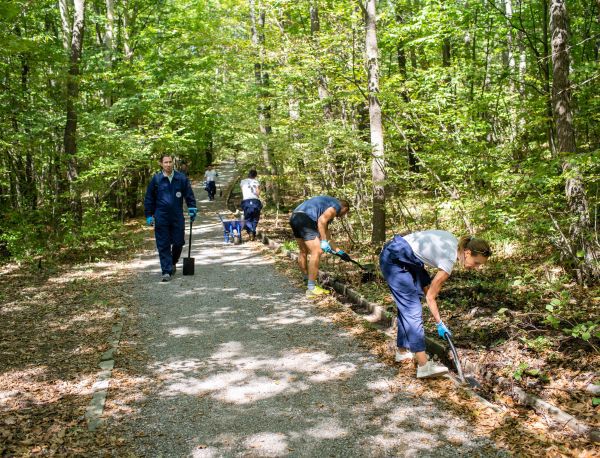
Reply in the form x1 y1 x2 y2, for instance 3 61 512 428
249 0 280 206
60 0 86 222
362 0 386 243
550 0 599 282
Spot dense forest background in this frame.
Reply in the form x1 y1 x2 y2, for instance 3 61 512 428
1 0 598 319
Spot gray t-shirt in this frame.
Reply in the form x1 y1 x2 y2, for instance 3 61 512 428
403 230 458 274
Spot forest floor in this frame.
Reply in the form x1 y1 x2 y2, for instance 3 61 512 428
249 209 600 455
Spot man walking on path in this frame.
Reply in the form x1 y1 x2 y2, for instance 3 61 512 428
289 195 349 297
204 164 218 201
144 154 197 282
240 169 262 241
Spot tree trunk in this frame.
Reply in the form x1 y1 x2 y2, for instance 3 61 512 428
550 0 599 282
249 0 280 206
103 0 114 106
122 0 134 61
62 0 86 223
364 0 386 244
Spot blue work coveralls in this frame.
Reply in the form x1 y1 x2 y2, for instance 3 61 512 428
144 171 197 275
379 235 432 352
240 198 263 235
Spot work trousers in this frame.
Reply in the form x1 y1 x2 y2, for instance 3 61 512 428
241 198 262 235
380 236 431 353
206 181 216 200
155 220 185 275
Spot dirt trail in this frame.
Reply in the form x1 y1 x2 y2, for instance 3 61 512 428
112 162 505 457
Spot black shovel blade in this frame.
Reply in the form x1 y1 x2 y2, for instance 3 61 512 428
182 257 195 275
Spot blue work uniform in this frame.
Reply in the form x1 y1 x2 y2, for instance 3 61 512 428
380 235 432 352
144 171 196 275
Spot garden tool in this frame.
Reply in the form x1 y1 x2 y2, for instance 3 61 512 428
182 218 195 275
333 251 377 282
444 333 480 388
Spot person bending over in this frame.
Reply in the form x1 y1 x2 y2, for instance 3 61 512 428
289 196 350 298
379 230 491 378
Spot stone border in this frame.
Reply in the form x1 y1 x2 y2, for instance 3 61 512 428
257 230 600 442
84 306 126 431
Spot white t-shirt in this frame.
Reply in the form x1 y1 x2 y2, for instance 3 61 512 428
403 230 458 274
240 178 260 200
204 170 217 182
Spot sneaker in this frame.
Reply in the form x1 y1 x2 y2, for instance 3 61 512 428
416 360 448 379
395 349 414 362
161 273 171 282
305 285 331 298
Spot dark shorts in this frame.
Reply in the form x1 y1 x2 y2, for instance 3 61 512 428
289 212 319 241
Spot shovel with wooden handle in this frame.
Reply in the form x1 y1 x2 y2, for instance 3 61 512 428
182 218 195 275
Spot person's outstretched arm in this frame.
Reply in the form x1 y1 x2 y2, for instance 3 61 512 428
317 207 338 250
423 270 450 324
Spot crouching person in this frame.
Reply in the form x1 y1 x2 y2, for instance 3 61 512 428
380 230 491 378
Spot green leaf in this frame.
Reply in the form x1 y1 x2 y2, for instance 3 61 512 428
593 398 600 406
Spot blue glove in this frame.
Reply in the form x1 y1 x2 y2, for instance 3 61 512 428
437 321 452 338
188 207 198 222
336 250 346 255
320 240 333 253
146 216 154 226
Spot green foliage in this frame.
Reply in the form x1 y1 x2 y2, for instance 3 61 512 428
512 362 529 381
520 336 552 353
282 240 298 252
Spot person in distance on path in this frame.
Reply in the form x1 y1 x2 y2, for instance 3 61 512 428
204 164 218 201
289 196 350 298
144 154 197 282
239 169 262 241
379 231 491 379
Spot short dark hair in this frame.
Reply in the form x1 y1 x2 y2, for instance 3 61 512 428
339 199 350 211
159 154 172 162
248 169 258 178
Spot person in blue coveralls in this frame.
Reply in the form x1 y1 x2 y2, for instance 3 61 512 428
379 231 491 378
144 155 197 282
289 196 350 298
239 169 262 241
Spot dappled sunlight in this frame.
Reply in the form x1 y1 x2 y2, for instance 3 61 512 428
152 359 207 374
153 346 363 406
304 418 348 439
161 371 249 397
169 326 204 337
214 375 292 404
243 432 289 456
256 308 328 326
191 446 220 457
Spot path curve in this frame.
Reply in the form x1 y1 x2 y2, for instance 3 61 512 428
116 162 505 457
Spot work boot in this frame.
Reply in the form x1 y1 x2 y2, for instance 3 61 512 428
416 360 448 379
161 273 171 282
305 285 331 298
395 349 414 362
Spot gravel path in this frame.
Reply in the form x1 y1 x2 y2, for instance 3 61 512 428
118 162 505 457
